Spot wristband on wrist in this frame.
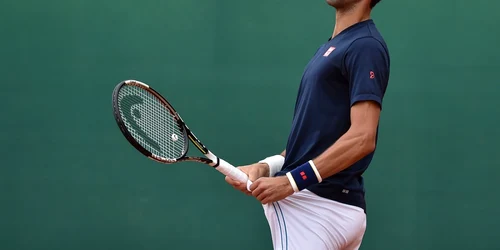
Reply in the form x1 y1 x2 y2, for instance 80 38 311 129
286 160 322 192
258 155 285 177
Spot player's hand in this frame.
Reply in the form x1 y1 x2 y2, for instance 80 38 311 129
249 176 294 204
225 163 269 195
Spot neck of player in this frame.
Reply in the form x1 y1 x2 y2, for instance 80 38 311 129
332 5 371 38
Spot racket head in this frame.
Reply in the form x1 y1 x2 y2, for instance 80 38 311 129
112 80 189 163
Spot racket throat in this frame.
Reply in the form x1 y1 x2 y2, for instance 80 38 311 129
204 151 221 168
188 134 209 154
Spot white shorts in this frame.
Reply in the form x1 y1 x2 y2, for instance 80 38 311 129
262 189 367 250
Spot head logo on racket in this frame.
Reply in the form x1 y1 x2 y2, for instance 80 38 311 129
119 94 162 154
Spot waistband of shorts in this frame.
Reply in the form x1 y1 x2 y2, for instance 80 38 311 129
306 185 367 214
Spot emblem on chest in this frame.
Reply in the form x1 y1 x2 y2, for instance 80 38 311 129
323 46 336 57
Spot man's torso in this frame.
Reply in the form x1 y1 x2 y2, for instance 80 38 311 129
274 19 390 212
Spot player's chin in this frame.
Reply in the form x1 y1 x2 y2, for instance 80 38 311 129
325 0 346 8
325 0 336 7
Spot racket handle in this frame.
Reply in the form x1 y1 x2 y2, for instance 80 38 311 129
217 158 253 190
206 151 253 191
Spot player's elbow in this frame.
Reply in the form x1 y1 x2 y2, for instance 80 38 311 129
357 130 377 156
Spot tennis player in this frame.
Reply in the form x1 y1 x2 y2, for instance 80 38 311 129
226 0 390 249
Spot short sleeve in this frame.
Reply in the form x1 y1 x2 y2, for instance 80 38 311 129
343 37 390 109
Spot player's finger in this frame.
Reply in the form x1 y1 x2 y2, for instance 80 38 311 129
248 172 261 182
226 176 251 194
225 176 242 189
260 197 269 204
251 184 264 198
235 183 251 194
261 193 279 204
242 188 252 196
249 180 257 192
225 176 240 185
256 186 271 200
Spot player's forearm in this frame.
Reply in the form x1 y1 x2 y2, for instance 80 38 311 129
280 150 286 157
312 129 376 179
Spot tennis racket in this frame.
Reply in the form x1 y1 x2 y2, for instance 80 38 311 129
112 79 252 190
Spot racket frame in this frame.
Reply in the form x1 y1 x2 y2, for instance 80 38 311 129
112 80 251 188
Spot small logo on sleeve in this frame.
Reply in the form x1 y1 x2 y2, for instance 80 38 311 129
370 71 375 79
323 47 336 57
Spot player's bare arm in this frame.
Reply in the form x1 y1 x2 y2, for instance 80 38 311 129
250 101 381 204
312 100 380 178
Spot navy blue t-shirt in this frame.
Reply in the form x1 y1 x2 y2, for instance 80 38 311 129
275 19 390 212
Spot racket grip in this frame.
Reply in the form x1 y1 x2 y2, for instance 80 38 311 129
216 158 253 191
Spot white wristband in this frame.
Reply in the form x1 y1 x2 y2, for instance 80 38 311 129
309 160 322 183
258 155 285 177
286 172 299 192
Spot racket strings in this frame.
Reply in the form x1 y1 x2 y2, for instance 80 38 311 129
117 85 186 160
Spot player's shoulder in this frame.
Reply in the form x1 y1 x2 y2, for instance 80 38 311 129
347 36 388 54
343 20 389 53
339 22 391 70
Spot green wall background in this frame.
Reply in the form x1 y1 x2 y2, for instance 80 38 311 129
1 0 499 249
